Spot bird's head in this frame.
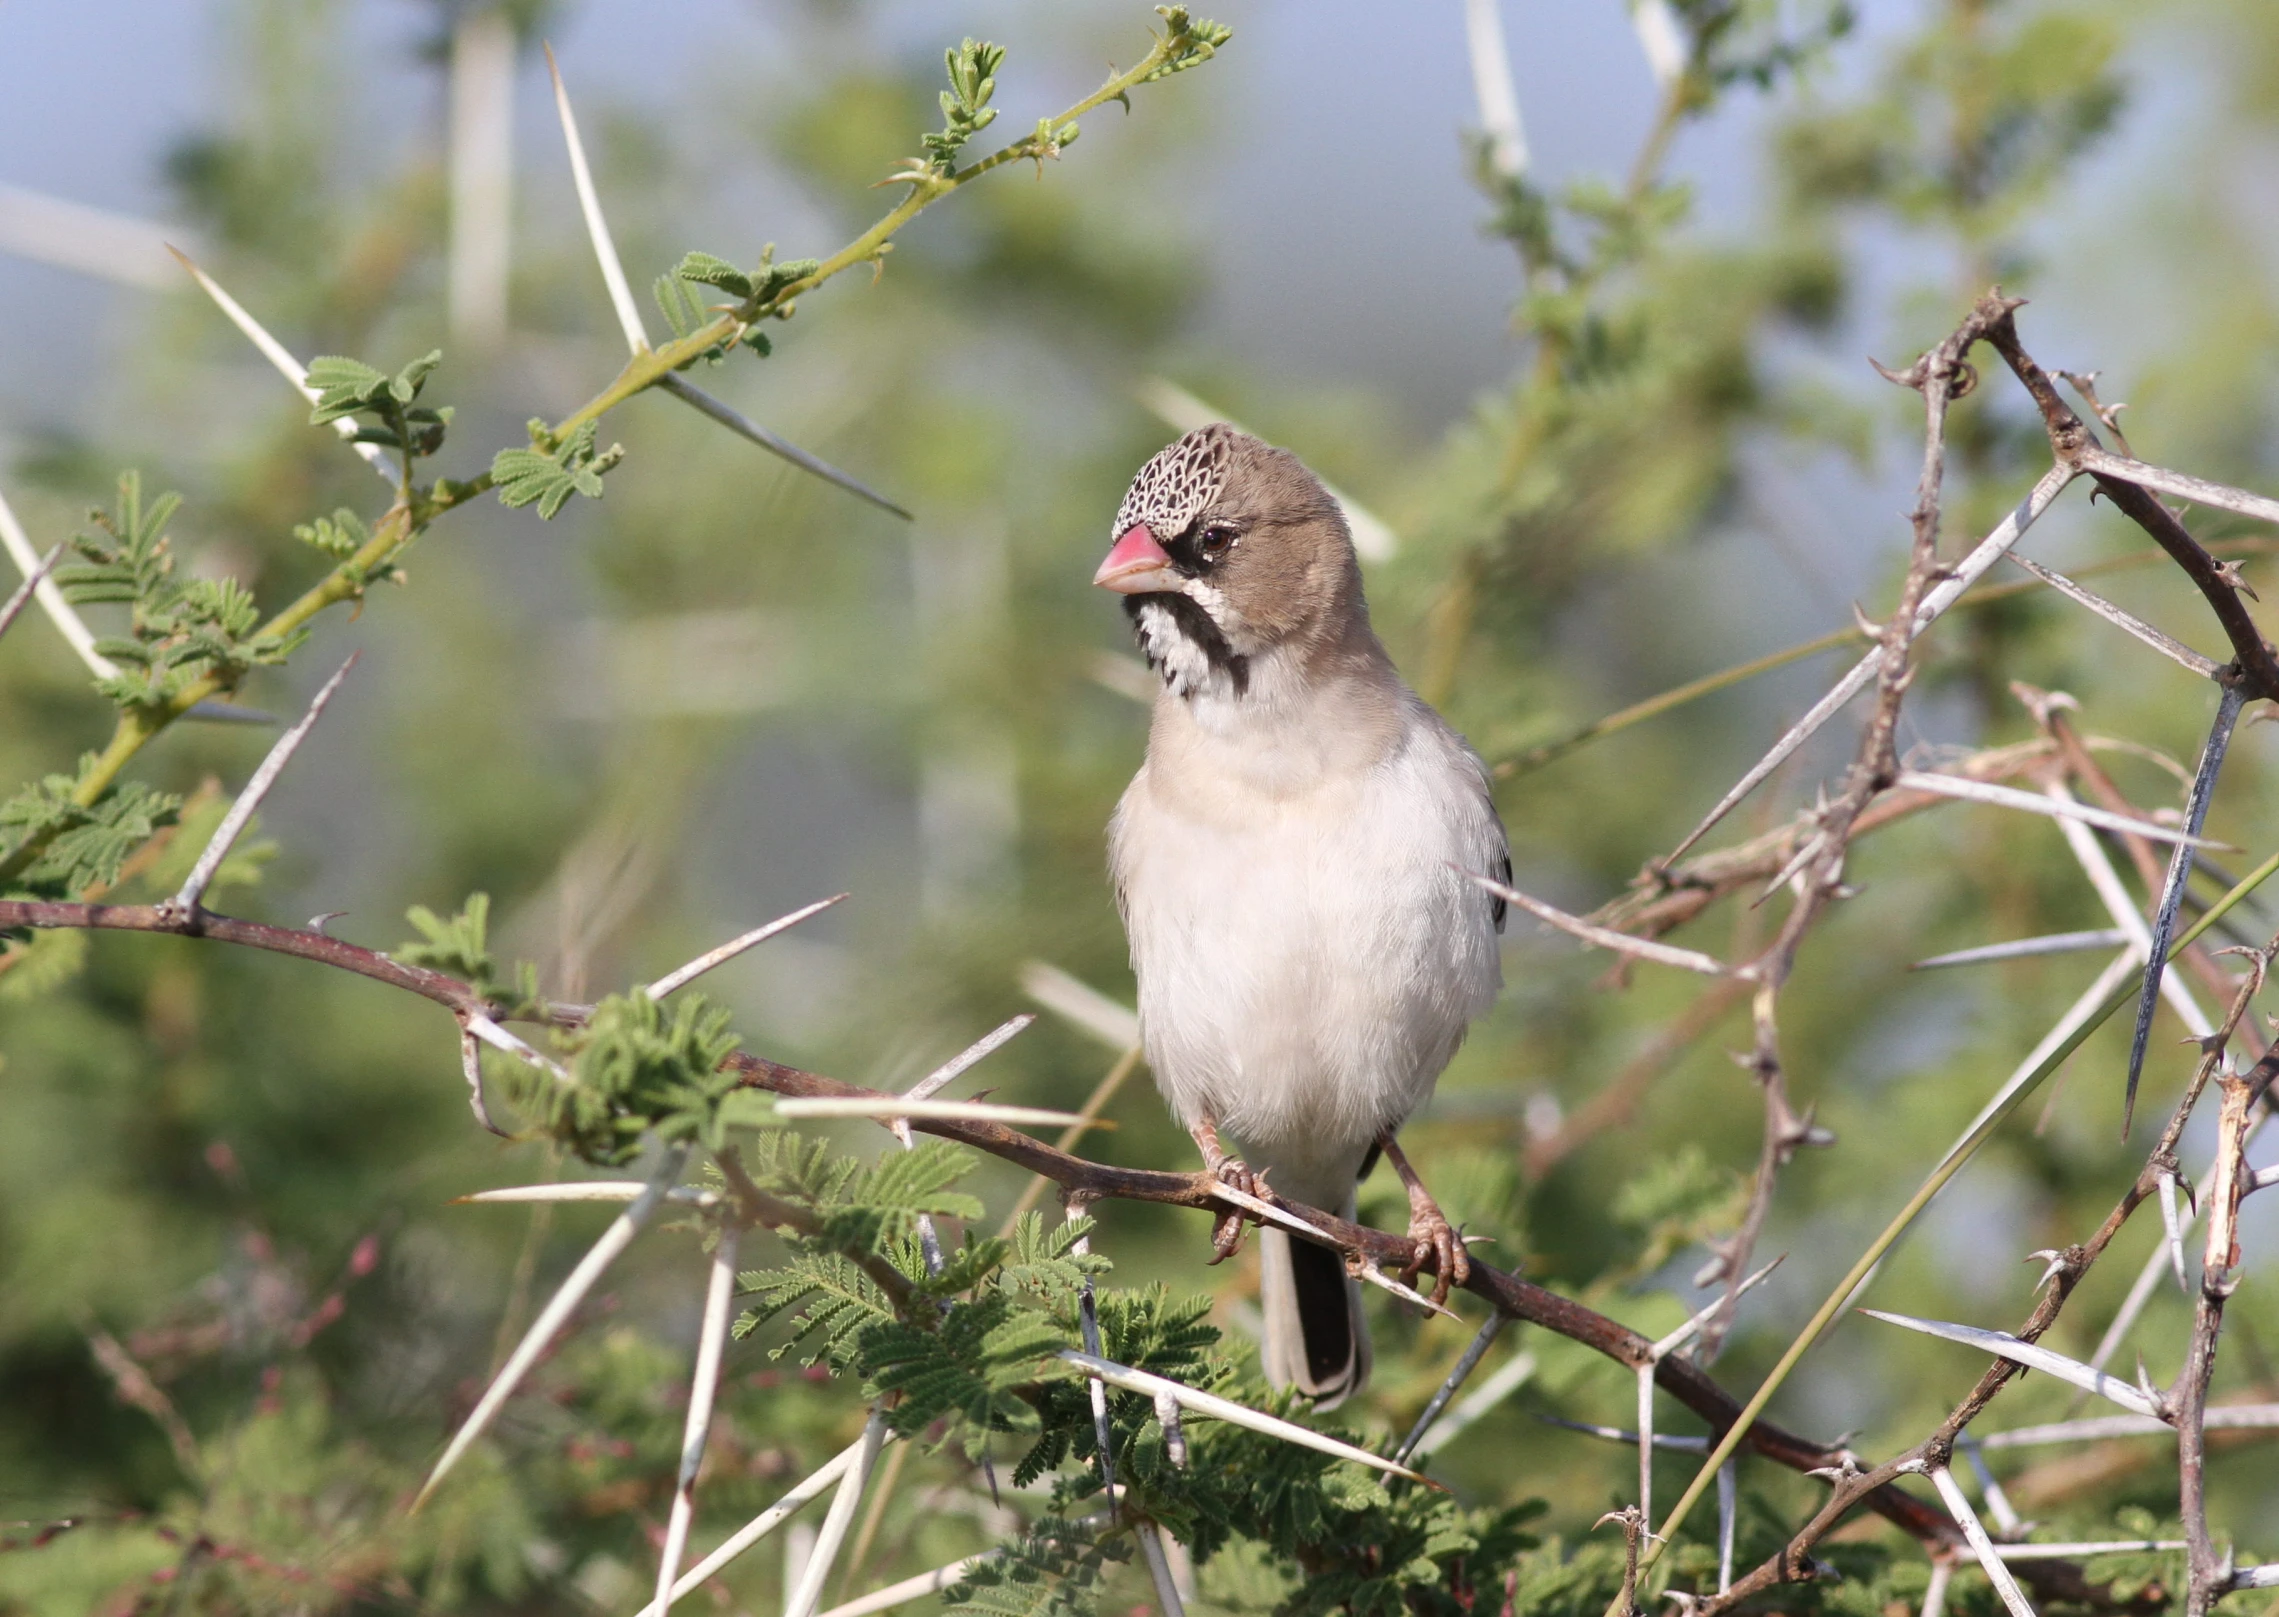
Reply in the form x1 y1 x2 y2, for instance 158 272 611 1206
1094 424 1362 699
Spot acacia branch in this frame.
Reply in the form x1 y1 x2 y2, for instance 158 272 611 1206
1978 306 2279 701
0 892 1953 1549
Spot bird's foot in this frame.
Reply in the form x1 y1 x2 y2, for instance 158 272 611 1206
1204 1158 1267 1265
1398 1199 1469 1308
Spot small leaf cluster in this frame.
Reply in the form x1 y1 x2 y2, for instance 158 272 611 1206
734 1143 1114 1466
924 39 1005 171
527 990 745 1164
306 350 453 461
728 1124 1539 1617
0 755 180 912
1003 1278 1539 1617
394 893 540 1015
1673 0 1856 93
55 473 303 711
290 506 402 596
946 1514 1126 1617
1140 7 1233 84
490 420 623 520
733 1134 998 1367
652 249 817 362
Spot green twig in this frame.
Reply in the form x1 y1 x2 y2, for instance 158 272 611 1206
0 9 1222 892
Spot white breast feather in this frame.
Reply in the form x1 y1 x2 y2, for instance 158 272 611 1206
1110 677 1504 1209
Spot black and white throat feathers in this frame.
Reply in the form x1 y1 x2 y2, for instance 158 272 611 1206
1114 425 1252 701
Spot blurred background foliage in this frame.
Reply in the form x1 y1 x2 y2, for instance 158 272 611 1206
9 0 2279 1610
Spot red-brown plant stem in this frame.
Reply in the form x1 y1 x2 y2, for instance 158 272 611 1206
0 893 1956 1549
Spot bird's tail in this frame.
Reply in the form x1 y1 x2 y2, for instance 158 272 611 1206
1258 1197 1369 1408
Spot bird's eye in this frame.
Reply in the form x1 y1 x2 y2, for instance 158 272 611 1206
1196 523 1238 562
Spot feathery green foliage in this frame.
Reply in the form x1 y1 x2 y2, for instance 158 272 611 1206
9 2 2279 1614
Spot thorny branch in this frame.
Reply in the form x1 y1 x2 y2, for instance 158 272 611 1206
1593 293 2279 1604
16 297 2279 1614
0 891 1959 1552
1701 949 2272 1616
1691 298 2014 1365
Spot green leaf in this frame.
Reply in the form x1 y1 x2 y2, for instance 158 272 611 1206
292 509 369 558
670 252 753 299
491 422 616 520
0 758 181 909
305 355 389 424
389 349 442 404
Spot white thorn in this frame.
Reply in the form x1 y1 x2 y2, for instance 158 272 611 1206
1912 930 2130 971
0 482 116 678
1975 1405 2279 1449
652 1225 741 1616
782 1410 888 1617
1018 960 1138 1051
1716 1458 1736 1594
903 1014 1038 1105
1410 1350 1537 1459
1637 1362 1656 1534
459 1029 505 1136
1394 1313 1507 1463
1649 1257 1784 1359
1138 1521 1188 1617
456 1181 722 1207
2077 445 2279 530
1467 869 1739 978
2004 552 2219 677
772 1097 1090 1129
808 1553 999 1617
1664 464 2074 861
447 8 515 349
2045 795 2212 1045
1859 1309 2164 1417
1957 1436 2020 1535
645 894 847 1001
633 1432 880 1617
1928 1467 2038 1617
1058 1350 1435 1484
1899 771 2231 851
1629 0 1688 90
1920 1557 1952 1617
412 1145 686 1511
544 44 648 355
1461 0 1529 178
463 1012 572 1085
0 540 61 644
172 655 357 914
2159 1171 2189 1291
166 247 394 479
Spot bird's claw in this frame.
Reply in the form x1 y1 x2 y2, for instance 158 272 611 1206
1206 1159 1266 1264
1399 1205 1469 1308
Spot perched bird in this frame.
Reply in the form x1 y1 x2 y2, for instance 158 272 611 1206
1096 424 1509 1407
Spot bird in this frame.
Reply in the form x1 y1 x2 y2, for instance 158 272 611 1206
1096 423 1509 1407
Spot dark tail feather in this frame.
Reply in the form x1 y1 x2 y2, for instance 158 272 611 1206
1259 1224 1370 1407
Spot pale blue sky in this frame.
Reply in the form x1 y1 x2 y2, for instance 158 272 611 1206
0 0 1784 432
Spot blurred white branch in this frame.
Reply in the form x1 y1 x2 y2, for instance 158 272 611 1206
0 183 190 289
1461 0 1529 177
449 7 516 349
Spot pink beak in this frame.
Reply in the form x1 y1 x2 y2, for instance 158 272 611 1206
1093 524 1181 594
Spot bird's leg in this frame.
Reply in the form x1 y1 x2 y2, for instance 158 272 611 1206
1378 1131 1468 1307
1190 1115 1264 1264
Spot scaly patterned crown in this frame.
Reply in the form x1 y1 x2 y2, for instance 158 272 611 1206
1112 423 1238 543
